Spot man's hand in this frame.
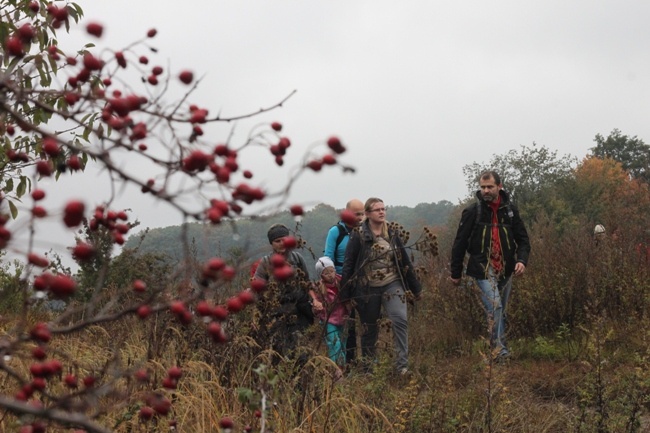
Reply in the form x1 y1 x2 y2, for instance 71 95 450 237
514 262 526 276
450 277 461 286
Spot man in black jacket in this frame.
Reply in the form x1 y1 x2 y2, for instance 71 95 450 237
450 171 530 360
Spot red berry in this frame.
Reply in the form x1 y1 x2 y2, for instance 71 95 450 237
219 417 234 429
170 301 186 315
31 347 47 360
5 36 25 57
86 22 103 37
152 397 172 415
270 254 286 268
32 206 47 218
42 137 60 156
17 24 35 42
33 274 50 292
212 306 228 321
64 374 78 388
82 375 96 388
271 121 282 131
196 300 212 316
226 296 244 313
63 200 85 227
307 160 323 172
134 369 149 382
31 377 46 390
290 205 304 216
27 253 48 267
340 209 358 227
147 28 157 38
162 377 177 389
139 55 149 65
66 155 82 171
82 53 103 71
31 189 45 201
214 144 228 156
30 323 51 343
49 274 77 297
282 236 297 249
167 366 182 379
238 290 255 305
327 136 346 154
152 66 163 76
36 160 53 177
115 51 127 68
179 70 194 84
273 265 294 281
322 154 337 165
29 1 39 12
72 242 95 261
132 280 147 292
250 279 266 293
221 266 236 281
137 305 151 319
139 406 154 420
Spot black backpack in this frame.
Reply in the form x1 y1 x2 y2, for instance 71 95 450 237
471 200 514 238
328 222 349 267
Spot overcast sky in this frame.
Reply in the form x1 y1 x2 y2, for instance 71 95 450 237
13 0 650 255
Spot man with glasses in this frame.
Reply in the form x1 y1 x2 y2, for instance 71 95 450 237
450 171 530 361
324 198 364 367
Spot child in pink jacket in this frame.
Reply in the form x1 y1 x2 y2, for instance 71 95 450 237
312 257 350 375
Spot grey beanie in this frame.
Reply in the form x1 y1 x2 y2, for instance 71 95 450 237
267 224 290 243
315 256 335 278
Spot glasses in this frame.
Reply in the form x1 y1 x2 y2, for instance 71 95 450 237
368 207 386 213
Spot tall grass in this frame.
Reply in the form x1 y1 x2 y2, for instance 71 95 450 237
1 222 649 432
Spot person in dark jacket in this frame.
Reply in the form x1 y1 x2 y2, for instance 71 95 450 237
341 197 422 375
253 223 314 361
450 171 530 360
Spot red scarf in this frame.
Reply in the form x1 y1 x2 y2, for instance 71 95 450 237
489 196 504 274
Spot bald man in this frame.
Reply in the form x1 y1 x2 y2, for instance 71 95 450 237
323 198 364 367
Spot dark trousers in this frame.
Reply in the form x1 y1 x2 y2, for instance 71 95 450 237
345 308 357 364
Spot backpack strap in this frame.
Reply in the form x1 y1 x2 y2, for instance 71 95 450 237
472 200 514 236
333 222 349 266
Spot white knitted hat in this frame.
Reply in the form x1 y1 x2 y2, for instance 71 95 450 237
315 256 335 278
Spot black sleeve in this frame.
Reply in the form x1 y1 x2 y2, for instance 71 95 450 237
340 230 361 302
450 205 476 279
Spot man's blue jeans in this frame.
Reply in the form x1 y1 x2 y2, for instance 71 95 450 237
475 269 512 354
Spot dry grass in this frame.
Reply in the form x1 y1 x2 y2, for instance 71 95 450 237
1 266 649 432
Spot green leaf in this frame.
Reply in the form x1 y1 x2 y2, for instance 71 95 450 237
4 178 13 193
16 177 26 198
7 200 17 220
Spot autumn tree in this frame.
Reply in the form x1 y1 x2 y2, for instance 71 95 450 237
591 128 650 183
565 156 650 241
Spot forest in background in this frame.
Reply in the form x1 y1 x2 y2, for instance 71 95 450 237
123 200 455 271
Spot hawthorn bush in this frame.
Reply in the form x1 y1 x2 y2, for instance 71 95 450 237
0 1 359 431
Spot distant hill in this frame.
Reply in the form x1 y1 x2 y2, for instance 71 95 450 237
124 201 454 271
